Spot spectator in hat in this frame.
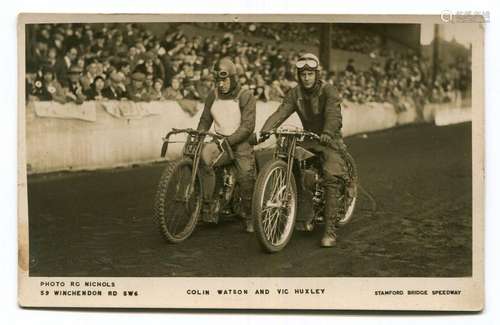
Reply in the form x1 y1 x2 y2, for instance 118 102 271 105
133 37 147 55
108 32 128 57
123 23 140 47
54 46 78 87
29 66 66 104
134 51 165 80
64 66 86 104
64 25 84 52
44 47 59 72
345 58 356 74
96 58 111 77
90 31 106 58
126 71 151 102
164 78 183 100
141 51 158 73
84 75 106 101
180 63 195 80
74 55 86 73
151 52 166 81
80 59 99 92
145 73 155 93
148 78 166 101
127 46 140 72
102 71 127 100
117 61 132 86
51 32 65 55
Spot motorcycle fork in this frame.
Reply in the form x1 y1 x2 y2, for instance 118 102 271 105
184 137 204 210
283 137 297 202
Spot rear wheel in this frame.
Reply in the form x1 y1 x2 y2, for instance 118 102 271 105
153 159 202 243
337 152 358 226
252 160 297 253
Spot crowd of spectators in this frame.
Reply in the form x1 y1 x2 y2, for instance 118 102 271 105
202 23 384 55
328 53 470 111
201 23 320 46
26 23 470 109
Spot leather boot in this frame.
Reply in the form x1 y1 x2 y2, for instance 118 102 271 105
320 175 343 247
241 212 254 233
321 215 337 247
245 219 255 233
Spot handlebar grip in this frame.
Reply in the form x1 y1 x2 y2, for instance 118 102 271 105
309 133 320 139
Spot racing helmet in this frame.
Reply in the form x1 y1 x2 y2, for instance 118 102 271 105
295 53 321 89
295 53 320 71
212 57 238 93
213 57 237 80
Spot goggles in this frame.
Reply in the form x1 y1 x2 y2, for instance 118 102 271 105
295 58 319 70
214 70 230 80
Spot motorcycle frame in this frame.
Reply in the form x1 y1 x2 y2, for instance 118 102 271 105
160 128 237 216
269 130 325 226
160 129 207 207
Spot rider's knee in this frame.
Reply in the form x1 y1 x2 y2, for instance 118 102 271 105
235 156 256 177
322 171 347 190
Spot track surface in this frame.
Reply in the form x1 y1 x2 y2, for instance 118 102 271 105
28 123 472 277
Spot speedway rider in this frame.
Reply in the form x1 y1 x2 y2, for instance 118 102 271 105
196 57 257 233
258 53 348 247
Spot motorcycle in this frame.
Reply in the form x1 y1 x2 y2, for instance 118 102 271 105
154 128 242 243
252 129 358 253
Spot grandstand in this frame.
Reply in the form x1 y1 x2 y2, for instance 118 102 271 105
25 22 470 107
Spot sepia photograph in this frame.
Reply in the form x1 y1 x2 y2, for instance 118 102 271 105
17 13 484 310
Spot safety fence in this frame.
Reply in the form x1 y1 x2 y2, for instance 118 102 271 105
25 99 471 174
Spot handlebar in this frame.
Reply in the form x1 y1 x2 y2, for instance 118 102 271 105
163 128 225 142
261 128 320 141
161 128 225 158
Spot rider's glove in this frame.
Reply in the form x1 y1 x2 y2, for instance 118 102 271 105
249 133 259 146
320 133 334 146
249 132 270 145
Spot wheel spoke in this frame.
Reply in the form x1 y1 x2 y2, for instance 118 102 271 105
270 169 286 244
262 208 274 237
275 213 286 244
261 206 275 214
269 171 281 203
268 212 277 243
262 210 270 235
270 210 282 244
265 209 278 240
267 209 278 237
265 169 284 208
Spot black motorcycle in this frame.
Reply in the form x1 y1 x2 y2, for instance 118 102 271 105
154 128 242 243
252 129 358 253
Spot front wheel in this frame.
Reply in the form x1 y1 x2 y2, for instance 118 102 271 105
252 160 297 253
153 159 203 243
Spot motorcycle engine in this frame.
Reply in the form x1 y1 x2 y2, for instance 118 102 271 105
223 168 236 202
302 168 319 191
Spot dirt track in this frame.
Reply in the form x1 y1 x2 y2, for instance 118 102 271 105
28 122 472 277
